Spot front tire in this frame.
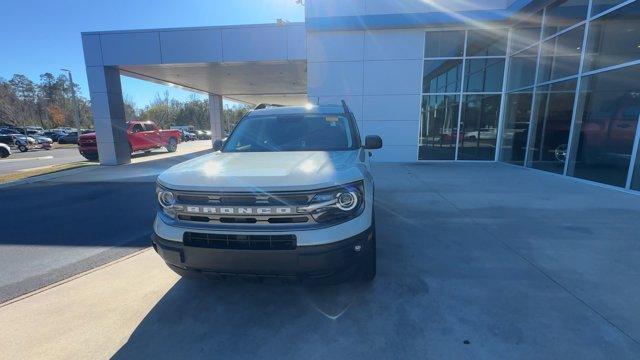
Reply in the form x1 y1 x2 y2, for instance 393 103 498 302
0 147 9 158
18 144 28 152
166 137 178 153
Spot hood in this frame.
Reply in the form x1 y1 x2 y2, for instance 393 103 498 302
157 150 365 192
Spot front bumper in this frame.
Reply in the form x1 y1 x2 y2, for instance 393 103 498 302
152 227 372 278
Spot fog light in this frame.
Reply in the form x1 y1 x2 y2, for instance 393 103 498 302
158 190 175 207
336 191 357 211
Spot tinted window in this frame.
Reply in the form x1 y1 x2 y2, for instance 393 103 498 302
543 0 589 38
583 1 640 72
500 89 534 164
131 124 144 133
510 11 543 53
458 94 501 160
424 31 465 58
464 58 505 93
466 29 508 56
571 65 640 187
419 94 460 160
537 25 584 83
508 45 539 90
423 59 463 93
591 0 627 16
223 114 357 152
529 80 577 174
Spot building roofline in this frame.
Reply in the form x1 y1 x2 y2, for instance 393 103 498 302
81 21 305 36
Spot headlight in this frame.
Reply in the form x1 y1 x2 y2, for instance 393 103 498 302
301 181 365 223
156 185 177 218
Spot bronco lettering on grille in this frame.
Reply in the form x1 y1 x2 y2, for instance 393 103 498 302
184 206 294 215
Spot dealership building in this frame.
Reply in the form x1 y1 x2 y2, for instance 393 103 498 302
82 0 640 192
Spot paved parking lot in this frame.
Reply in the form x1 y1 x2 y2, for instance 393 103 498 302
1 162 640 359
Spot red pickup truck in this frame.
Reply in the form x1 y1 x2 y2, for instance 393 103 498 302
78 120 182 161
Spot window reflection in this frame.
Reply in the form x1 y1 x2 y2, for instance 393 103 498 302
500 89 534 164
466 29 508 57
423 59 463 93
458 94 501 160
538 25 584 83
529 80 577 173
572 65 640 187
465 58 505 92
543 0 589 38
584 0 640 72
591 0 627 17
510 10 543 53
424 31 465 58
508 46 539 90
419 94 460 160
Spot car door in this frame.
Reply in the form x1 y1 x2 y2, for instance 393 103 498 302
129 123 147 151
143 123 162 148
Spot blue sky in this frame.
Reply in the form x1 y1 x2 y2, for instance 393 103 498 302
0 0 304 108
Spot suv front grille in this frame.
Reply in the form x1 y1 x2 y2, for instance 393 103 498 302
183 232 296 250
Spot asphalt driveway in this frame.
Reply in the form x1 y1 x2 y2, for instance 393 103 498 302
2 162 640 359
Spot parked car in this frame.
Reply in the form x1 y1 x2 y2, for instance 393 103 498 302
31 135 53 149
193 130 211 140
78 120 182 161
0 143 11 158
179 129 197 142
0 128 20 135
58 132 79 144
43 130 67 142
0 134 36 152
152 103 383 281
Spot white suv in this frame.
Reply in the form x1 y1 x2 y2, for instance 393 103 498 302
152 103 382 281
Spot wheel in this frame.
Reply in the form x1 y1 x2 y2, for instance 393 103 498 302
18 144 28 152
361 217 377 282
0 147 9 158
166 137 178 153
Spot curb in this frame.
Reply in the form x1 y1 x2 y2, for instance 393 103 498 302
0 164 97 190
0 247 151 308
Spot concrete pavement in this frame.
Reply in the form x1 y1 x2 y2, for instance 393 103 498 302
0 141 212 303
1 162 640 359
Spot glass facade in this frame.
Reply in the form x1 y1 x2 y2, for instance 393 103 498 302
419 0 640 192
420 29 506 161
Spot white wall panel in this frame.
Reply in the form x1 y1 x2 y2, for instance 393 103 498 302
160 29 222 63
364 30 424 60
363 95 421 121
100 32 162 65
364 121 418 146
308 61 364 96
287 25 307 60
363 60 422 95
222 26 287 62
308 31 364 62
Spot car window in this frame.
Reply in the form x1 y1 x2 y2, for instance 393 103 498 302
132 124 144 133
224 113 357 152
143 123 158 131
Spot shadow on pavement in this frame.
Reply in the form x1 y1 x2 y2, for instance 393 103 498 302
112 277 377 359
0 149 211 248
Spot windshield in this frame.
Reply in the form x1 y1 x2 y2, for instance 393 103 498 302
223 113 359 152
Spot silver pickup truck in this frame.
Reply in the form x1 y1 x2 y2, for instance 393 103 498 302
152 103 382 281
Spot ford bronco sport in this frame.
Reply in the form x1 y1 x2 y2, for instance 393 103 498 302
152 103 382 281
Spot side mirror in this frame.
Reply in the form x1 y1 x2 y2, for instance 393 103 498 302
364 135 383 150
212 139 224 151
